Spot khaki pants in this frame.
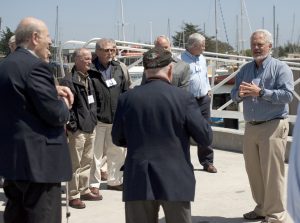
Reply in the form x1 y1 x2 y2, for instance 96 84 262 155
68 129 96 200
243 119 288 223
90 122 126 187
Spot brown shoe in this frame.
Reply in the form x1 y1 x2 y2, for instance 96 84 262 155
90 187 100 196
80 192 103 201
107 184 123 191
69 198 86 209
204 164 217 173
101 171 108 181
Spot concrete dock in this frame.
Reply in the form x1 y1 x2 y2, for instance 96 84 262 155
0 147 293 223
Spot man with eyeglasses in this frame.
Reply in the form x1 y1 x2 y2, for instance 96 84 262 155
179 33 217 173
231 29 294 223
89 38 130 192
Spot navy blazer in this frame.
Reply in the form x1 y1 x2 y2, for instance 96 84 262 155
112 79 212 201
0 48 72 183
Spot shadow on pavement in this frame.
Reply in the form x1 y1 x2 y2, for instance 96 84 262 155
159 216 246 223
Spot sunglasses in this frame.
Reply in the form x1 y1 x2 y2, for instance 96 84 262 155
99 48 116 53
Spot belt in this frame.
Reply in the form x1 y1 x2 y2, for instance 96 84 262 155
248 121 267 125
248 118 285 125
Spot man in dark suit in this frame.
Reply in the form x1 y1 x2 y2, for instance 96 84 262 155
0 17 73 223
112 47 212 223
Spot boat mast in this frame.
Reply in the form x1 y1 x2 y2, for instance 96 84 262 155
120 0 126 41
215 0 218 54
54 5 59 61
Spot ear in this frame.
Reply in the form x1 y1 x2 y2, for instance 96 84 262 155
167 64 173 82
32 32 39 46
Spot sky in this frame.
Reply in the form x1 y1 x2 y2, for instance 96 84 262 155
1 0 299 50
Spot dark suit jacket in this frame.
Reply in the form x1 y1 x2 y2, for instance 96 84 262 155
0 47 72 183
112 79 212 202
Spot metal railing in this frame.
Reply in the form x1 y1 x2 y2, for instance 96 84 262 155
58 38 300 126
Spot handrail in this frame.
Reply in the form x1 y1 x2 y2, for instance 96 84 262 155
58 37 300 126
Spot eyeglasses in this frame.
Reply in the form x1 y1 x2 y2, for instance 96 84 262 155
99 48 116 53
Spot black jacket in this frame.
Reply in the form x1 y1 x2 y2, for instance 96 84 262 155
60 69 97 133
89 59 129 124
0 47 72 183
112 79 212 201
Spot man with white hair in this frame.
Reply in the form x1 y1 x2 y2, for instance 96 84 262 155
231 29 294 223
179 33 217 173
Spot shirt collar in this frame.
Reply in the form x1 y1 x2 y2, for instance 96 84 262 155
95 59 111 71
184 50 199 60
254 54 272 69
261 55 272 68
25 49 39 59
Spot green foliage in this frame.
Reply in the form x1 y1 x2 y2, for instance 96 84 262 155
0 27 14 56
277 42 300 58
172 23 201 48
172 22 234 54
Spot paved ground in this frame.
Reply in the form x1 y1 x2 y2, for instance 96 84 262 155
0 147 292 223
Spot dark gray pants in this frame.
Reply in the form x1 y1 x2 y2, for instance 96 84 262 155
3 180 62 223
125 200 192 223
195 95 214 167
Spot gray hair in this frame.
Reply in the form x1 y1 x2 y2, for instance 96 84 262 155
251 29 273 45
186 33 205 50
15 17 44 47
95 38 115 50
73 48 90 59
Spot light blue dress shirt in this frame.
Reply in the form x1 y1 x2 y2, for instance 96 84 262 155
231 55 294 122
288 104 300 223
179 51 211 97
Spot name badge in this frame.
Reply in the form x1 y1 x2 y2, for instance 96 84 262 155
88 95 95 104
105 78 117 88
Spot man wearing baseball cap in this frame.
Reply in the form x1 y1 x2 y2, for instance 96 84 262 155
111 47 212 223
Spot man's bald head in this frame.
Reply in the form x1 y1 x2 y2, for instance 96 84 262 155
15 17 52 62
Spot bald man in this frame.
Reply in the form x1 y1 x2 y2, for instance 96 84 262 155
0 17 73 223
141 35 190 90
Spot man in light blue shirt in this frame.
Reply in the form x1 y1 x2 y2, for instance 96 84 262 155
231 29 294 223
179 33 217 173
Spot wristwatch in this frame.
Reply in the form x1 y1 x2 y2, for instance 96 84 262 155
259 87 265 97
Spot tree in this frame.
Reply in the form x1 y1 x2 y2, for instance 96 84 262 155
277 42 300 58
172 22 234 54
0 27 14 55
172 23 201 48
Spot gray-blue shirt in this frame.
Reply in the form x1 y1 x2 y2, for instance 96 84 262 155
231 55 294 122
179 51 211 97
